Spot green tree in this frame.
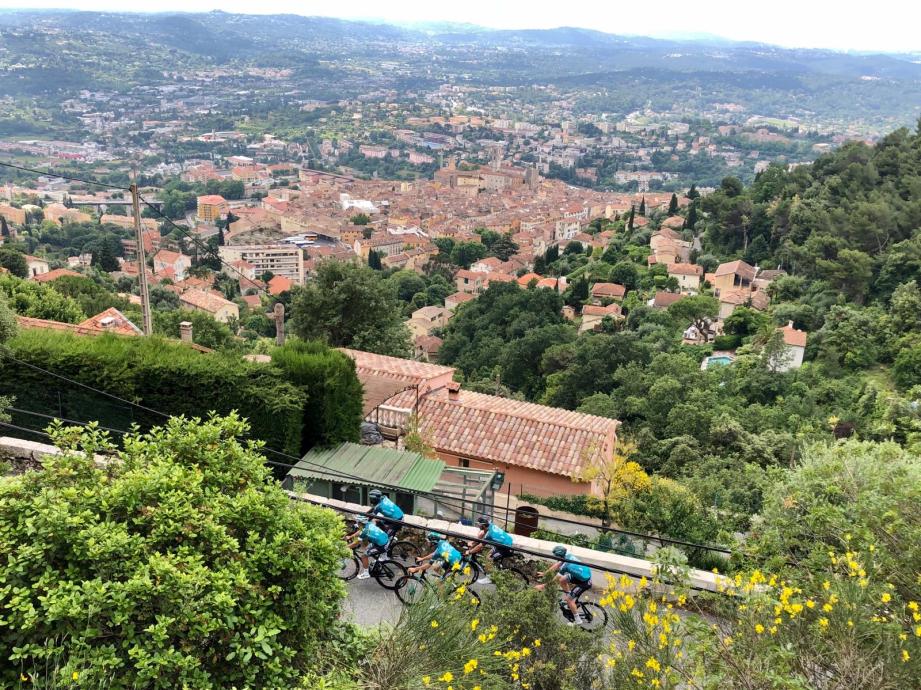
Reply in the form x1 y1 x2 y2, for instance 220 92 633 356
450 241 488 269
0 247 28 278
0 414 347 689
667 193 679 215
639 197 646 216
289 260 411 357
349 212 371 225
368 248 383 270
893 344 921 391
609 260 640 290
490 233 519 261
91 240 120 272
152 308 234 349
686 201 698 230
667 294 718 339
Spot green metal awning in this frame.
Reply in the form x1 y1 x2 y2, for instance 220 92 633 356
287 442 445 493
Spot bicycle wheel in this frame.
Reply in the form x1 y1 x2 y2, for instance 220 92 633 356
374 559 408 590
395 575 429 605
388 540 419 563
578 602 608 632
337 555 360 581
461 559 481 586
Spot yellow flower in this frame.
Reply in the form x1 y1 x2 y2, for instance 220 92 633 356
463 659 478 674
908 601 919 612
723 636 733 646
473 686 482 690
915 625 921 637
422 676 431 686
430 620 439 628
818 617 829 628
822 603 833 613
882 593 892 604
822 580 830 591
72 672 79 681
20 674 29 682
755 624 765 635
439 671 454 682
645 657 661 673
533 639 541 647
628 639 636 651
470 618 479 631
902 650 910 663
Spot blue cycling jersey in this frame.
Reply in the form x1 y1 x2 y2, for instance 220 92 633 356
485 523 514 547
559 555 592 583
433 540 462 567
369 496 404 520
360 522 390 547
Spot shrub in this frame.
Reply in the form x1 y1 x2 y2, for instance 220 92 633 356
712 334 742 350
893 343 921 391
271 340 363 449
0 415 348 689
0 273 85 323
1 329 305 456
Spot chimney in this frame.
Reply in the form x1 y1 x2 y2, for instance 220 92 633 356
787 320 794 329
179 321 193 344
447 381 460 401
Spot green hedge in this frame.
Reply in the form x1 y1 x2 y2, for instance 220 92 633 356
712 334 742 350
271 340 363 449
1 329 306 456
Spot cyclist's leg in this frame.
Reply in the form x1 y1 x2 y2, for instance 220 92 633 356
569 579 591 619
560 573 581 617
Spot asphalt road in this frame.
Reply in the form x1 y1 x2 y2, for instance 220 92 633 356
343 577 404 627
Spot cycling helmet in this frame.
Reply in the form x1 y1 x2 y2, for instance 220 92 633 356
476 516 490 528
355 516 368 525
552 545 568 559
368 489 383 504
426 531 442 543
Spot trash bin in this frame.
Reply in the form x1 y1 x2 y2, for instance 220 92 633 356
514 506 540 537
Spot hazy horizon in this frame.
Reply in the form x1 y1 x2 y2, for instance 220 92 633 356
2 1 920 54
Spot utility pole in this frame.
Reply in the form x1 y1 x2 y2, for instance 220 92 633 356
131 176 153 335
274 302 286 346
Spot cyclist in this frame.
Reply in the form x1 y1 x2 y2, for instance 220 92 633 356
535 545 593 625
345 516 391 580
408 531 463 578
464 516 514 584
367 488 404 539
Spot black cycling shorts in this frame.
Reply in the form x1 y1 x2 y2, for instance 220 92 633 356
489 545 513 561
563 572 592 599
363 543 386 559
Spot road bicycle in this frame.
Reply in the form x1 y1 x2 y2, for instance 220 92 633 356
459 543 530 590
337 545 408 590
556 587 607 632
394 563 481 607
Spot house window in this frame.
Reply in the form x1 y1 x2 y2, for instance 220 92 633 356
459 459 470 469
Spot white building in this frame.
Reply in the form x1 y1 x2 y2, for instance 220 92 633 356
218 244 305 285
771 321 808 372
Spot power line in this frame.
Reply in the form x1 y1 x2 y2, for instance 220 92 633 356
138 195 273 298
5 355 170 419
0 160 131 191
2 351 731 554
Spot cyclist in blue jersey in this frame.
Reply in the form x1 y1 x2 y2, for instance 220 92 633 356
535 545 593 625
367 488 405 539
465 516 514 584
345 517 391 580
409 531 463 577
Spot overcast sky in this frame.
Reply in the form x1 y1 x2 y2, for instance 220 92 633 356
4 0 921 53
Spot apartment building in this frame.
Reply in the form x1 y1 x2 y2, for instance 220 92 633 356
218 244 305 285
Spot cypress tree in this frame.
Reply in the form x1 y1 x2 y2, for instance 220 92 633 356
668 193 679 215
368 249 382 270
627 205 635 231
687 202 698 230
639 197 646 216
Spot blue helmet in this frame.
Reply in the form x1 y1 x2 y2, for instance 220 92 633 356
552 545 568 559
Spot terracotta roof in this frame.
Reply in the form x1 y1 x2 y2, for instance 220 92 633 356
591 282 626 298
267 275 293 295
660 216 685 229
241 294 263 309
179 287 236 314
714 259 756 281
77 307 143 336
517 272 543 286
197 194 227 205
582 303 623 317
666 263 703 277
31 268 81 283
652 291 686 308
779 321 808 348
446 292 475 305
339 348 455 385
376 387 619 478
